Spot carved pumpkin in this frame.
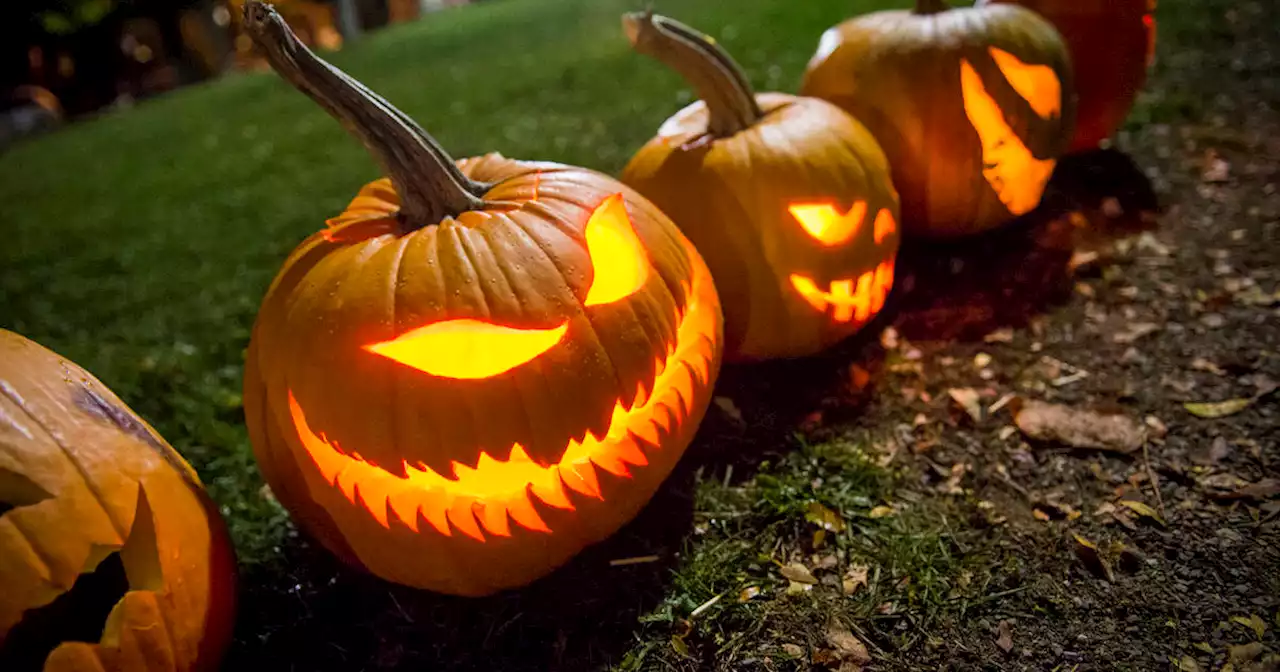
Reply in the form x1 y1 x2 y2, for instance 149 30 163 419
620 13 900 361
0 330 237 672
801 0 1076 239
978 0 1156 152
240 3 724 596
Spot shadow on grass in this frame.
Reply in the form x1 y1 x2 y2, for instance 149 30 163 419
228 470 696 670
893 148 1160 343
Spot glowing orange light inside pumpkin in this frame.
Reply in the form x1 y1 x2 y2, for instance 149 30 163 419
584 193 649 306
364 320 569 379
873 208 896 244
288 264 721 541
960 54 1059 216
789 201 868 246
987 47 1062 120
789 259 895 324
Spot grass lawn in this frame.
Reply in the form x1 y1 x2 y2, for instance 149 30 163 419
3 0 1278 670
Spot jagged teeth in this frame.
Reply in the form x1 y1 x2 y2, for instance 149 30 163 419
299 276 719 545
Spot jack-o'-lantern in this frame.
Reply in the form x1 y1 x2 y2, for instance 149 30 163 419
239 2 724 596
978 0 1156 152
801 0 1076 239
0 330 237 672
620 13 900 361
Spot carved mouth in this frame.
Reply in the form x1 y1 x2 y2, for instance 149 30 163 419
287 269 719 543
788 259 894 324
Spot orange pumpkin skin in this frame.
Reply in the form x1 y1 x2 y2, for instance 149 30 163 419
245 158 724 596
801 0 1076 239
979 0 1155 152
240 4 724 596
620 14 900 361
0 330 237 672
623 94 899 360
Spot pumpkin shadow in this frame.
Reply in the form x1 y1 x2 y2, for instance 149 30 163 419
229 473 697 670
892 147 1159 343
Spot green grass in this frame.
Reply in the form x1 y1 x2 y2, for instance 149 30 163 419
0 0 900 561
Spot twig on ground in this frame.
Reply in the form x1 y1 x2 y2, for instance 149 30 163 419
1142 441 1169 521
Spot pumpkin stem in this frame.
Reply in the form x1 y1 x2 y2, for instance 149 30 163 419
243 1 487 231
914 0 951 14
623 12 762 138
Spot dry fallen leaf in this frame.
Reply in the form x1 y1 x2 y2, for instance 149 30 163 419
713 396 745 426
1119 500 1168 527
781 643 805 658
1072 533 1114 582
780 562 818 585
1232 479 1280 501
1184 397 1255 418
1191 358 1227 376
880 326 900 350
806 501 847 533
825 622 871 668
1068 249 1101 275
1015 400 1146 453
1113 322 1161 344
985 328 1015 343
738 586 761 602
1231 614 1268 640
995 620 1014 653
842 565 870 596
1201 150 1231 183
1229 642 1264 665
948 388 983 423
1176 654 1203 672
868 505 895 519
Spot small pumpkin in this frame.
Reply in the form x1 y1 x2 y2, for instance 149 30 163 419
978 0 1156 152
240 3 724 596
621 13 900 361
0 330 237 672
801 0 1076 239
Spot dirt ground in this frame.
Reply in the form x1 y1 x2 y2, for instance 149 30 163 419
830 2 1280 668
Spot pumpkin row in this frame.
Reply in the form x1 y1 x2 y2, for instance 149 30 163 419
238 0 1153 597
0 2 1155 668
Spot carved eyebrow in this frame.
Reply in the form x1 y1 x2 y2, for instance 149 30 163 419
583 193 649 306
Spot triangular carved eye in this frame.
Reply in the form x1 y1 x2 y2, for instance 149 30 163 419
789 201 867 246
583 193 649 306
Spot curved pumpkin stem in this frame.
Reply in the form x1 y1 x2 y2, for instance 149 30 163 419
914 0 951 14
243 1 487 231
623 12 762 138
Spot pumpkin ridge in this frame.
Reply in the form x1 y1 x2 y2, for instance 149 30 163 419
7 515 57 591
0 382 129 541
